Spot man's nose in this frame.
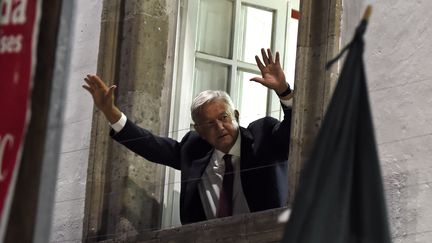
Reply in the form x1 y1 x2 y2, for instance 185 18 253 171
215 119 225 130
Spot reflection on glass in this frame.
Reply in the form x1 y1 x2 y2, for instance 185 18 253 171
194 60 229 96
197 0 233 58
237 71 268 127
238 5 273 63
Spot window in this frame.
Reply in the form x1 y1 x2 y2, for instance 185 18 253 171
163 0 299 228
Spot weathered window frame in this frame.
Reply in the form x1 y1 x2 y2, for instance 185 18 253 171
83 0 343 241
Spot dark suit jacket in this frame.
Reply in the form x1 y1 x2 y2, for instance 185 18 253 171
111 104 291 224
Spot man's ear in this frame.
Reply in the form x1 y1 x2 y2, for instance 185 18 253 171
194 124 205 138
234 110 240 122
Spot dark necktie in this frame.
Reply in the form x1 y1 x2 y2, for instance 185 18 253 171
217 154 234 217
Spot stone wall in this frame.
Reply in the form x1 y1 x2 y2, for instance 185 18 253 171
102 208 289 243
83 0 178 240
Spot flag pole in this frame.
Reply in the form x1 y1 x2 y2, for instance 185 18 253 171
362 5 373 22
326 5 373 70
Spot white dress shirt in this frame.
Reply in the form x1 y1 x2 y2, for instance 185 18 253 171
198 134 250 219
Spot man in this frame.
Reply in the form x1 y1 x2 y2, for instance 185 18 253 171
83 48 293 224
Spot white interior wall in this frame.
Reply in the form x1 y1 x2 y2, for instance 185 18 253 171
342 1 432 242
49 1 102 242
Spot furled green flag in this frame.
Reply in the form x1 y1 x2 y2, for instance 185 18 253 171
281 18 392 243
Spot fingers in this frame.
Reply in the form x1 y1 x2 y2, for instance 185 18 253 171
106 85 117 98
260 48 269 65
85 74 107 89
84 76 97 91
257 48 277 67
82 84 94 94
91 74 106 88
83 74 112 95
255 55 265 71
267 49 274 64
275 51 280 64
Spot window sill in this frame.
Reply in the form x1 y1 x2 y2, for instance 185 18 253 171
101 207 290 242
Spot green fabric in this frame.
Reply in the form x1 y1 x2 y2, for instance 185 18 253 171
282 20 392 243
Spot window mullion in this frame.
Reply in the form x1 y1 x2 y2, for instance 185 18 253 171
195 52 234 66
230 0 242 107
269 0 288 119
237 61 259 73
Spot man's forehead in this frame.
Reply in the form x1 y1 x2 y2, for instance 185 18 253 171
199 100 229 118
202 99 228 110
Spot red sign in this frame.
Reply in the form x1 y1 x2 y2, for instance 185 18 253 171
0 0 40 225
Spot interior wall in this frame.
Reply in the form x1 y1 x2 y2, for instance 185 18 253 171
342 1 432 242
49 1 102 242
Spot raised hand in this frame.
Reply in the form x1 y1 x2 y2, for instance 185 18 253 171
82 74 121 123
250 48 290 96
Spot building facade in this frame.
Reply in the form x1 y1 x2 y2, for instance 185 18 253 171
48 0 432 242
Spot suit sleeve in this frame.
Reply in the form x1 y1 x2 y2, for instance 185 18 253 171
246 103 292 156
110 119 184 170
271 103 292 148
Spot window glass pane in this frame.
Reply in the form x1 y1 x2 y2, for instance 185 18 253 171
285 18 299 88
237 71 268 127
194 60 229 96
238 5 273 63
197 0 233 58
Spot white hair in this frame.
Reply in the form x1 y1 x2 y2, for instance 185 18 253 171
191 90 236 123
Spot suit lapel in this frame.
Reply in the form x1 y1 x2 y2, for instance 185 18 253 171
189 150 213 180
183 149 213 207
240 127 254 171
239 127 256 208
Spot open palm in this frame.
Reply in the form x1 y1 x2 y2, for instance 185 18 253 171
82 74 116 113
250 48 288 94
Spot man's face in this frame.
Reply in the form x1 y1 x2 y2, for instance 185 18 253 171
194 99 239 154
